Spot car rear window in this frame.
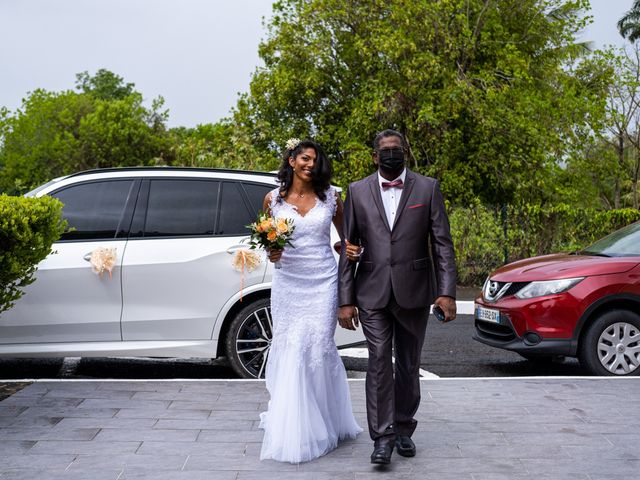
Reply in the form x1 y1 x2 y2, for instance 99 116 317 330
144 179 218 237
217 182 255 235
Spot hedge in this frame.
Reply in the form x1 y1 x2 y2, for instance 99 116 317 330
0 194 66 313
450 204 640 287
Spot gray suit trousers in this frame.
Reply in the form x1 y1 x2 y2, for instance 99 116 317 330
359 292 429 442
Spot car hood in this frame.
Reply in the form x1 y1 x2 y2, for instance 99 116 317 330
491 253 640 282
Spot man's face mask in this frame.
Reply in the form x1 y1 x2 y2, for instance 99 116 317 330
377 147 405 172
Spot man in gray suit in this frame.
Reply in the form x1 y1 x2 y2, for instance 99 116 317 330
338 129 457 465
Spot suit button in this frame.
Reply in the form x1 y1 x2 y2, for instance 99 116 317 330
391 240 396 244
390 262 396 266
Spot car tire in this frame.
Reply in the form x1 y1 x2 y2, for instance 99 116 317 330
579 309 640 376
225 297 272 379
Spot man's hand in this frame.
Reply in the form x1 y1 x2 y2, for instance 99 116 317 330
434 296 456 322
338 305 359 330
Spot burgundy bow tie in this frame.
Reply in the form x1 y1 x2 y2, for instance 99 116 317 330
381 179 404 190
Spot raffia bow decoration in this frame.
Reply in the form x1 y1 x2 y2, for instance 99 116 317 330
232 249 262 301
89 247 117 279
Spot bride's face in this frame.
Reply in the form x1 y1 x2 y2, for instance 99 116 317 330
289 147 317 183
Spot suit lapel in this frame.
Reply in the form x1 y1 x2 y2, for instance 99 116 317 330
392 169 416 228
368 174 391 233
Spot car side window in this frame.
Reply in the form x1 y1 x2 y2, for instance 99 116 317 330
144 180 219 237
52 180 135 241
242 182 274 214
218 182 254 235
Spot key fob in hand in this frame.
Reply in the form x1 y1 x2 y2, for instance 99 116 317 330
433 305 446 322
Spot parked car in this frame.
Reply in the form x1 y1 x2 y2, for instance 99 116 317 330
0 167 365 379
474 221 640 376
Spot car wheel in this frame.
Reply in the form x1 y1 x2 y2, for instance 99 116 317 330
225 298 272 379
579 309 640 376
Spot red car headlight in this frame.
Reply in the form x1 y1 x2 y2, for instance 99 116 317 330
514 277 584 299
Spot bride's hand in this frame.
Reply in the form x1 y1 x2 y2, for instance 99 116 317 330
267 248 283 263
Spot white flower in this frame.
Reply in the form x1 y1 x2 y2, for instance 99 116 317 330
285 138 301 150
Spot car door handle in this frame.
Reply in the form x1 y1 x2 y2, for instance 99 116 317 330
226 245 252 254
226 237 251 254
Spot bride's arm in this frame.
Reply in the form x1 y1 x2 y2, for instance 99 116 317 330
262 192 272 215
332 191 345 240
333 191 360 261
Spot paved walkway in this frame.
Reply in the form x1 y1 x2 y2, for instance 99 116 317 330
0 378 638 479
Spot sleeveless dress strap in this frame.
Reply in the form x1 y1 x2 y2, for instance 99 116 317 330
269 187 281 213
324 186 338 217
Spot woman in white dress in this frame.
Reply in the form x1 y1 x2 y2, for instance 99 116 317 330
259 139 362 463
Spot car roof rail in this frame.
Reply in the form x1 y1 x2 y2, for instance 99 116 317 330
63 166 277 179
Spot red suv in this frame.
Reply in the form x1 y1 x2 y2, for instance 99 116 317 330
474 221 640 376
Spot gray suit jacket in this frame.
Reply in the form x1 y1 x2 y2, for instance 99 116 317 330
338 169 456 310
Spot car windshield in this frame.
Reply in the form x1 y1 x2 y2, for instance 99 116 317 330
581 221 640 257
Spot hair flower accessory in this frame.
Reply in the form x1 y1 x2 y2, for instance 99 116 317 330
285 138 301 151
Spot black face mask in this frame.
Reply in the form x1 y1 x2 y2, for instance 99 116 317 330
377 147 405 173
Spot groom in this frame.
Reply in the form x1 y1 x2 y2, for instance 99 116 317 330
338 129 457 465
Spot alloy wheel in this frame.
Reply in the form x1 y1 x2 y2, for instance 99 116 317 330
234 306 273 379
597 322 640 375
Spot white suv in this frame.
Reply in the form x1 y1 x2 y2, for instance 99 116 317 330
0 167 364 378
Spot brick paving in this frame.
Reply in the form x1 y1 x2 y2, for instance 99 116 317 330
0 378 638 479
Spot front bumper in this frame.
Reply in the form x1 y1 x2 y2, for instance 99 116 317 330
472 298 578 356
473 325 575 356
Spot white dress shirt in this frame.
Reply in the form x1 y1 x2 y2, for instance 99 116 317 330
377 169 406 230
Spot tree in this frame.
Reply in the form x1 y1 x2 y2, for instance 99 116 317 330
75 69 136 100
618 0 640 43
0 71 171 194
232 0 612 206
565 45 640 209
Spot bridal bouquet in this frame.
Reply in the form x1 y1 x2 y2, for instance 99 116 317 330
247 211 295 269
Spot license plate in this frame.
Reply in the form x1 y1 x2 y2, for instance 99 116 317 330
475 304 500 324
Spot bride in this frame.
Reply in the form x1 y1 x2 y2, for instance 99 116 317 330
259 138 362 463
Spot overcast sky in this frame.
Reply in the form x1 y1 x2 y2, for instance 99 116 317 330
0 0 635 128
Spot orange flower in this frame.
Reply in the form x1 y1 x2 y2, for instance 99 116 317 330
267 230 278 242
260 219 272 232
276 219 289 234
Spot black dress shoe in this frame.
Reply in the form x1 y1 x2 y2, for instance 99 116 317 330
370 442 394 464
395 435 416 457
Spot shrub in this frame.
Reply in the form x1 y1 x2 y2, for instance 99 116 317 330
0 195 66 313
450 204 640 287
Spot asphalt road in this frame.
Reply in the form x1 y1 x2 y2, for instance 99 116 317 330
0 314 587 380
422 314 585 377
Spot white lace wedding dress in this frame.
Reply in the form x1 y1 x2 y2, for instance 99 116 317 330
259 186 362 463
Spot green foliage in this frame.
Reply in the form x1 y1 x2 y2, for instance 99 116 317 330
0 195 66 313
452 203 640 285
169 117 277 171
0 71 171 195
232 0 613 203
75 69 136 100
450 202 504 287
618 0 640 43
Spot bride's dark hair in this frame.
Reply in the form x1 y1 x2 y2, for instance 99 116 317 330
277 139 332 202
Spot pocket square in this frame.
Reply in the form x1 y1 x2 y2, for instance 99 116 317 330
408 203 425 209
